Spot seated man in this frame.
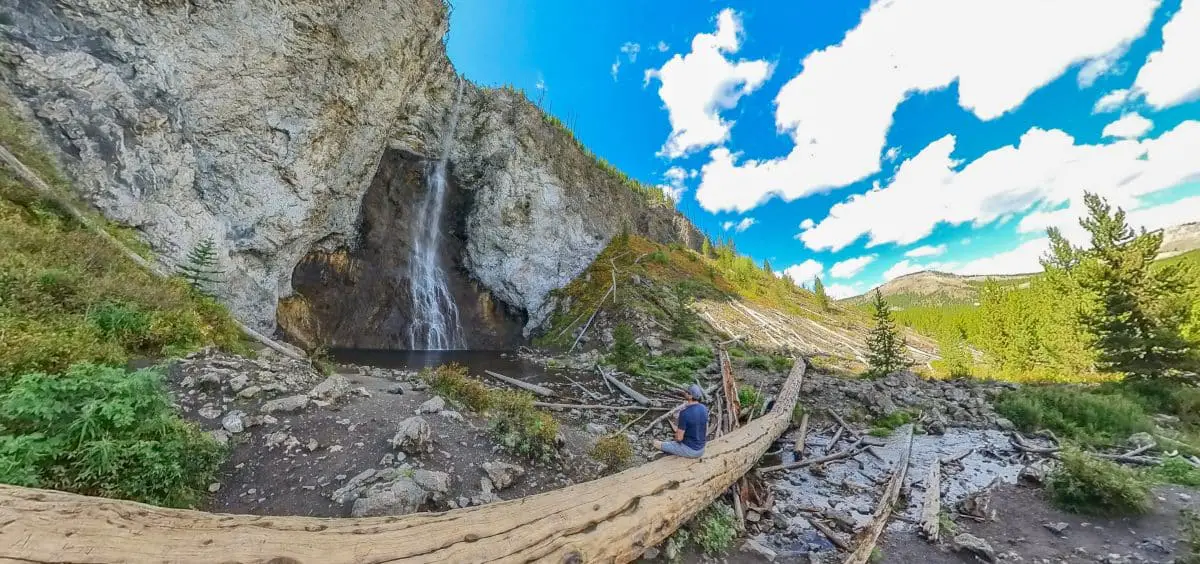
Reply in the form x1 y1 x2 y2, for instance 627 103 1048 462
652 384 708 459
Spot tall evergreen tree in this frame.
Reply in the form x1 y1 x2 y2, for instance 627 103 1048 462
813 276 830 311
1069 193 1192 375
177 236 222 296
865 289 910 378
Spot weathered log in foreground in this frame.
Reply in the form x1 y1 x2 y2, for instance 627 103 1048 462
0 361 806 564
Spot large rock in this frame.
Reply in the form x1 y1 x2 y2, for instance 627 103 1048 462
481 461 525 491
411 469 451 497
308 375 351 401
416 396 446 414
351 478 430 518
260 394 310 414
389 417 432 454
953 533 996 563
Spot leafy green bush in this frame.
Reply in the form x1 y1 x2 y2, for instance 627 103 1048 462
791 404 806 427
746 355 771 370
1047 449 1151 515
1116 378 1200 428
738 385 764 415
1150 457 1200 487
647 250 670 265
421 363 490 412
87 301 151 346
0 364 224 507
997 387 1152 446
589 434 632 468
692 501 737 555
488 390 559 462
640 346 711 383
610 322 645 373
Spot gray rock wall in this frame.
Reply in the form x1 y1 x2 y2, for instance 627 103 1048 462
0 0 701 341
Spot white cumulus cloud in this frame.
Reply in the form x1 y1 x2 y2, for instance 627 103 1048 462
905 244 946 258
799 120 1200 252
694 0 1161 213
799 218 816 230
1102 113 1154 139
883 259 927 281
645 9 772 159
722 217 757 232
657 41 670 52
825 283 863 299
1093 88 1134 113
1134 0 1200 109
830 255 876 278
781 260 824 286
953 238 1049 276
657 166 690 201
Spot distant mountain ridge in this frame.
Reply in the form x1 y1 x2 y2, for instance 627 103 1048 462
844 221 1200 307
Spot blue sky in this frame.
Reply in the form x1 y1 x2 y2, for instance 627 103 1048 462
448 0 1200 298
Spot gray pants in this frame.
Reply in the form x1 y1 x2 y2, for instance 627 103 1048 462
660 441 704 459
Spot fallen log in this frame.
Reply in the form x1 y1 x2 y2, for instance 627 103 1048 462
483 370 555 397
793 412 810 455
758 439 865 473
600 369 652 406
828 409 861 439
534 401 670 412
808 517 850 551
919 461 941 542
826 425 846 454
561 373 603 401
569 283 613 352
845 425 915 564
0 360 808 564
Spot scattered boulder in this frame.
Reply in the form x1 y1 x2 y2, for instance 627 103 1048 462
309 375 351 401
1127 432 1156 449
260 394 310 414
417 396 446 414
411 469 451 498
237 385 262 399
197 405 223 419
481 461 525 491
1043 521 1069 535
351 478 429 517
439 410 464 422
228 374 250 393
331 469 378 504
390 417 432 454
585 423 608 435
953 533 996 563
386 384 405 395
221 411 246 434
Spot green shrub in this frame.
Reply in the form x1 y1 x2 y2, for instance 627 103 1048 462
746 355 771 370
738 385 764 415
641 346 711 383
589 434 632 468
0 364 224 507
647 250 669 265
1150 457 1200 487
873 410 914 431
791 404 806 427
488 390 559 462
1116 378 1200 428
88 301 151 346
770 355 794 372
1047 449 1151 515
692 501 737 555
421 363 490 412
610 322 645 373
996 386 1152 446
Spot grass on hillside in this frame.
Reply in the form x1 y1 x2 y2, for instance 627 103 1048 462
0 102 246 382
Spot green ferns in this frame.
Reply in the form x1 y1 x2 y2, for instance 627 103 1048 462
0 364 224 507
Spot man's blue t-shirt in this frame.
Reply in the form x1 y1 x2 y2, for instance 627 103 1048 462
678 403 709 451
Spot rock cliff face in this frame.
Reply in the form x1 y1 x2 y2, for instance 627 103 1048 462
0 0 701 347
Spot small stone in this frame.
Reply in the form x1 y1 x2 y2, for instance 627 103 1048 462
306 438 319 451
389 417 432 454
229 374 250 393
261 394 310 414
481 461 525 491
410 382 428 392
1127 432 1156 449
585 422 608 435
439 410 464 422
380 454 394 466
1043 522 1069 535
309 375 351 401
208 482 221 493
237 385 262 399
953 533 996 563
198 405 223 419
1180 493 1193 502
642 547 660 560
335 474 347 481
330 445 344 453
387 384 405 395
247 488 257 495
417 396 446 414
221 411 246 434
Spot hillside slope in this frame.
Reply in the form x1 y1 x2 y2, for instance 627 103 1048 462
537 236 939 372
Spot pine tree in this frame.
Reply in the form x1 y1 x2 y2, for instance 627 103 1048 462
670 284 699 339
177 236 223 296
937 326 972 378
762 258 773 276
865 289 910 378
1070 193 1192 375
813 276 830 311
610 322 645 373
701 237 713 258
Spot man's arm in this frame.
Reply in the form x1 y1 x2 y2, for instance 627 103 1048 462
669 418 684 442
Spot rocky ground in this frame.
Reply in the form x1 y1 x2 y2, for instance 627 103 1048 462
166 347 1197 564
169 348 617 518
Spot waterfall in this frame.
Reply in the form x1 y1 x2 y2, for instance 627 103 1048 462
407 79 466 350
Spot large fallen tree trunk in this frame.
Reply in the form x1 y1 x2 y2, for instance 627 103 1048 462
0 360 807 563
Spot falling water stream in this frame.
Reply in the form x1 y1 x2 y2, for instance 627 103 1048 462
407 79 466 350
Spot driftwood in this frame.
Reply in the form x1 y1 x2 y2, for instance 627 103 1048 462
533 402 669 412
0 143 306 361
919 461 941 542
793 412 810 455
758 439 865 473
808 517 850 551
615 410 653 435
940 448 973 465
638 404 685 437
845 426 915 564
828 409 861 439
483 370 555 397
826 425 846 455
596 364 616 394
561 373 602 401
569 284 613 353
601 369 652 406
0 362 808 563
